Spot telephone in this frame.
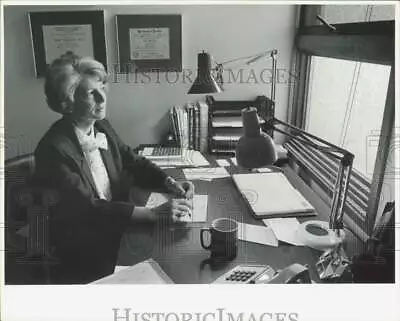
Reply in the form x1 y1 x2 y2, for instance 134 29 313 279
212 263 312 284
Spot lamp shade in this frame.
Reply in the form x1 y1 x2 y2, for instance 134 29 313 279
188 52 223 94
235 107 277 169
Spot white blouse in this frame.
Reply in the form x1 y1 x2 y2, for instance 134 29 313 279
74 126 112 201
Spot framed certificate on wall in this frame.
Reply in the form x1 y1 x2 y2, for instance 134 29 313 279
116 14 182 73
29 11 107 77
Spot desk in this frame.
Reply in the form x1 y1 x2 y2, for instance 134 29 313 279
117 159 353 284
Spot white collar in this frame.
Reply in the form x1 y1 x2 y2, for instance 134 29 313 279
74 125 95 144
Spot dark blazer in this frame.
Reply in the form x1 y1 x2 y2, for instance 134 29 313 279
34 117 168 283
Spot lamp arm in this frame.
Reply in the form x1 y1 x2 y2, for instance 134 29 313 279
260 116 354 234
330 160 353 234
270 126 343 160
268 118 353 157
214 49 278 102
330 163 346 230
216 49 278 67
270 50 277 103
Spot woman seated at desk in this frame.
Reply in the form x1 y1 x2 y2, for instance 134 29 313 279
33 51 193 284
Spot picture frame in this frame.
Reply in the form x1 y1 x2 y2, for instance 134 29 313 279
29 11 107 78
116 14 182 73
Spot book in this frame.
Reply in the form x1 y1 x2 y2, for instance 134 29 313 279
170 106 180 147
185 103 194 149
197 101 209 153
232 172 316 219
194 103 200 150
176 105 189 149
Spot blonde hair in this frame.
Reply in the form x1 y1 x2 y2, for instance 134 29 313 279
44 51 108 114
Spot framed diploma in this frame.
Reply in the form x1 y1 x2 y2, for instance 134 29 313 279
116 15 182 72
29 11 107 77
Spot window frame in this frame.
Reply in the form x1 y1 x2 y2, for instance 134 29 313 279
291 5 395 237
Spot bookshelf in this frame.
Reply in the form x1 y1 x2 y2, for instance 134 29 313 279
206 95 275 155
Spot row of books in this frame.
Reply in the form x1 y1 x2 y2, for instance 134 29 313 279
170 101 209 153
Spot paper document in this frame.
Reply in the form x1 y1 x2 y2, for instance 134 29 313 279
230 157 238 166
212 116 265 128
183 167 230 181
263 218 304 246
145 193 208 222
232 172 316 218
238 223 278 247
92 259 173 284
216 159 230 167
212 135 240 142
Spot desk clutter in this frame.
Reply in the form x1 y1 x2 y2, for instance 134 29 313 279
132 147 359 283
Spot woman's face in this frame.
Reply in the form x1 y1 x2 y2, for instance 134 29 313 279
71 76 107 122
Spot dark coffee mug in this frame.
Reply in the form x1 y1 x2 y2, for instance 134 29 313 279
200 218 238 260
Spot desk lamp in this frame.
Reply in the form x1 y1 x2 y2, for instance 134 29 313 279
188 51 222 94
189 49 354 250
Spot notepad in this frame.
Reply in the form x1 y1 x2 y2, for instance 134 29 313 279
232 172 316 219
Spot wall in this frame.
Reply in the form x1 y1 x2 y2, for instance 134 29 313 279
4 4 297 159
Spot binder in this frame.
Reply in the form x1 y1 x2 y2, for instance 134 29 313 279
232 172 316 219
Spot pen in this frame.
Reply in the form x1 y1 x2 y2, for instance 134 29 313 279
181 186 192 218
173 180 192 218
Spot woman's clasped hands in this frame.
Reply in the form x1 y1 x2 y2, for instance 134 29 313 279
151 178 195 224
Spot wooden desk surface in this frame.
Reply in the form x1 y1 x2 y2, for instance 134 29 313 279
117 161 350 284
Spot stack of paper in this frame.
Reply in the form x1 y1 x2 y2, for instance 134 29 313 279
145 149 209 168
183 167 230 181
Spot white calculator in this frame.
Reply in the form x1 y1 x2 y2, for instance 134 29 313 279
212 265 276 284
